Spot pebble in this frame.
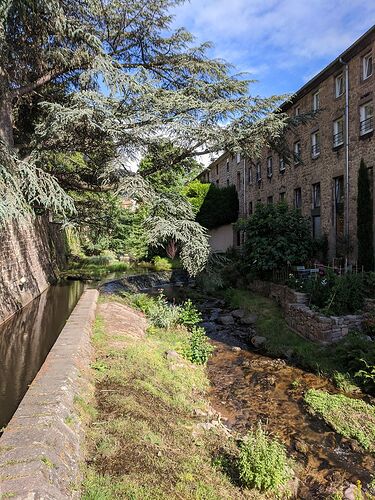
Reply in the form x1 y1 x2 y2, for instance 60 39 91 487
231 346 241 352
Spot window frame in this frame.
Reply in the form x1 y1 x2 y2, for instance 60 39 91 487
256 162 262 183
267 156 273 178
363 52 373 80
359 102 373 135
311 131 320 158
294 187 302 210
236 152 241 164
312 91 320 111
293 141 301 164
279 157 285 172
335 73 344 98
312 182 321 209
333 117 344 147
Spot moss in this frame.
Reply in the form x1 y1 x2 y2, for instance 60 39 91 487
304 389 375 451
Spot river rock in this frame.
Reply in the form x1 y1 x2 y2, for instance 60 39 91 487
344 483 358 500
251 335 267 348
294 439 309 454
218 315 235 325
201 321 216 332
209 308 222 321
241 313 258 325
165 350 180 360
231 346 241 352
231 309 245 319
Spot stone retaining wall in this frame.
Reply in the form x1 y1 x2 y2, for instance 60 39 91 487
0 289 98 499
0 216 67 324
249 280 363 343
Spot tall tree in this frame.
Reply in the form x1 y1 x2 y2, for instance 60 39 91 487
0 0 297 273
357 158 374 271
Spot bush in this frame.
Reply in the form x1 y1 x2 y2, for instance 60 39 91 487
304 272 365 315
238 424 292 494
196 184 239 229
239 203 313 273
178 299 202 328
182 326 214 365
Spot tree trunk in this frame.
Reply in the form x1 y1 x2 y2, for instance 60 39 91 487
0 98 14 148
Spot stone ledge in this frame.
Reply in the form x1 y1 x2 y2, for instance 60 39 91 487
0 288 98 499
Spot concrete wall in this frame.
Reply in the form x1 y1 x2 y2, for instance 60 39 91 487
0 289 98 499
208 224 234 253
0 216 67 324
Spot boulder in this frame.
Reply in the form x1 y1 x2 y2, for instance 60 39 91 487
344 484 358 500
201 321 216 332
231 309 245 319
251 335 266 348
241 313 258 325
209 308 222 321
218 315 235 326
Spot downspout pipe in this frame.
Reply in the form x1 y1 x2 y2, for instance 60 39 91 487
340 56 350 256
243 157 246 216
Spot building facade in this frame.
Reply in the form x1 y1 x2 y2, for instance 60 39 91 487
200 26 375 262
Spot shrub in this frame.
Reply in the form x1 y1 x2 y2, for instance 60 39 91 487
196 184 239 229
182 326 214 365
178 299 202 328
238 424 292 494
239 203 313 273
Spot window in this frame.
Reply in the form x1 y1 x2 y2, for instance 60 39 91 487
207 171 210 182
294 106 300 116
335 73 344 97
236 231 241 246
334 176 344 238
267 157 273 178
256 162 262 182
216 165 219 176
312 183 321 208
216 179 219 186
237 172 241 190
363 52 373 80
248 166 253 184
360 102 373 135
267 196 273 205
312 91 320 111
312 216 321 239
236 152 241 164
294 141 301 164
294 188 302 209
279 157 285 172
279 192 286 202
333 117 344 146
226 178 230 187
226 159 230 172
248 201 253 215
311 131 320 158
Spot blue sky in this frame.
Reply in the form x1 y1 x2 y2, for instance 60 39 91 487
172 1 375 98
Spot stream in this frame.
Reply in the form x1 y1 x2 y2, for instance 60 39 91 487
156 285 375 499
0 280 83 429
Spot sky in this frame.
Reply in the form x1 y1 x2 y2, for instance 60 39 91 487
172 0 375 98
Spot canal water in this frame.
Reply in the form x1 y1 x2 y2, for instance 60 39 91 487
0 281 83 429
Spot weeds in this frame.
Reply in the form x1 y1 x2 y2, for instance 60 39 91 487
182 326 214 365
238 423 292 495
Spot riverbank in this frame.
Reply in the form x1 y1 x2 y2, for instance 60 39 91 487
82 296 260 499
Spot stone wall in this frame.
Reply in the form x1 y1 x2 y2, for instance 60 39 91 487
0 216 66 324
249 280 363 344
0 289 98 499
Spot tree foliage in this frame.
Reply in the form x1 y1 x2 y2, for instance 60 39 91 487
0 0 289 226
239 203 313 272
357 159 374 271
197 183 239 229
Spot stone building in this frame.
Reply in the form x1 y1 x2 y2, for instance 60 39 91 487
200 25 375 262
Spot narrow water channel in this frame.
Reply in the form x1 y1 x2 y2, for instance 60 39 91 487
0 281 83 429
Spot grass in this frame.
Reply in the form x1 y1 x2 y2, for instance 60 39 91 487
304 389 375 451
81 300 260 500
222 289 369 390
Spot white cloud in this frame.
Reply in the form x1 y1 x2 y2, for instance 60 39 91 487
172 0 375 93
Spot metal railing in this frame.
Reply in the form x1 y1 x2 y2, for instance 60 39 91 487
360 116 373 135
311 143 320 157
333 131 344 147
